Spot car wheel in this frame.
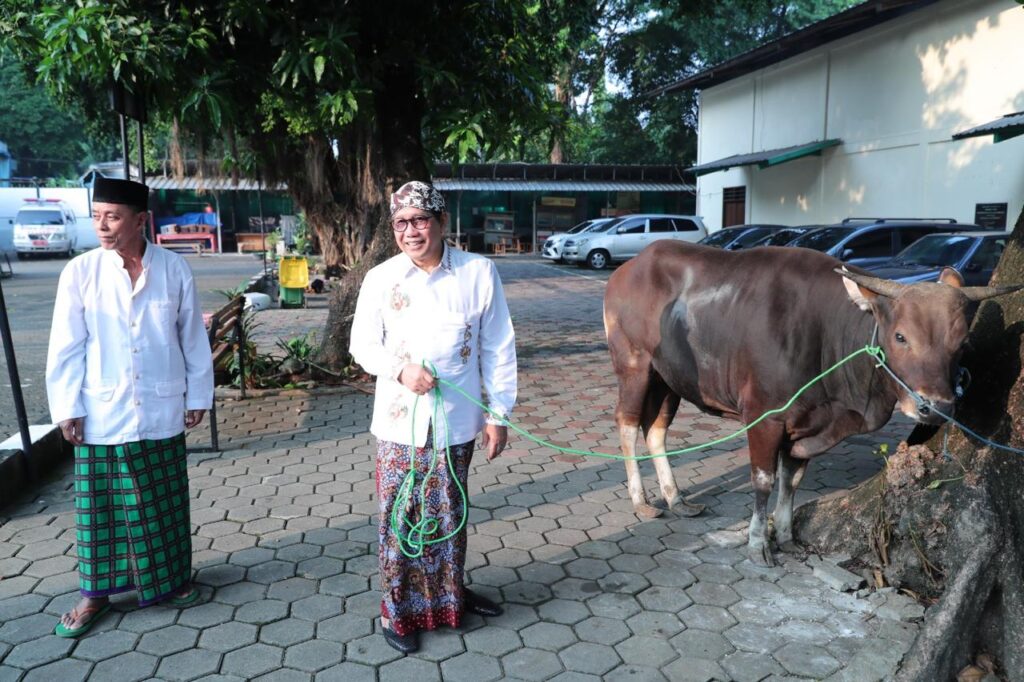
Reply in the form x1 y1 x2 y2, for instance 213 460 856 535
587 250 610 270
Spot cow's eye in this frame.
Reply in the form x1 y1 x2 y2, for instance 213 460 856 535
895 332 907 344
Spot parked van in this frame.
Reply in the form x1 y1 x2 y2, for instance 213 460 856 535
12 198 78 258
562 214 708 269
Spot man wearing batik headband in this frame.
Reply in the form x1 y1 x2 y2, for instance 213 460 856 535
45 175 213 638
350 180 518 654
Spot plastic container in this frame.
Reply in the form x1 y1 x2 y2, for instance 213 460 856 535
279 255 309 308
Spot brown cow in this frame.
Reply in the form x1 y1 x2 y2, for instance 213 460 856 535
604 240 1018 565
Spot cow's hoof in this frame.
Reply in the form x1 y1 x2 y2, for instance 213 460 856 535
748 544 776 567
669 498 705 517
778 540 803 554
634 503 664 519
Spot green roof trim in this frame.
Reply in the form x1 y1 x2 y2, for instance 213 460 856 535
952 112 1024 144
689 139 842 176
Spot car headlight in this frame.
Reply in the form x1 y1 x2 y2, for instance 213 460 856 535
578 238 589 247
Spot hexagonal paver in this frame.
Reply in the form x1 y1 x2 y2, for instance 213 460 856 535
586 593 642 620
415 629 466 662
521 621 578 651
71 629 139 661
137 624 200 656
0 613 61 644
678 604 737 631
296 556 345 579
462 626 522 656
283 639 345 672
670 629 735 660
236 599 288 625
211 580 267 605
625 611 684 639
721 650 786 682
113 605 178 633
774 641 841 678
565 558 612 580
560 641 621 675
502 648 563 681
221 643 283 678
247 561 295 584
502 581 552 605
636 586 693 613
177 601 235 629
198 621 258 652
686 582 741 608
440 651 502 682
574 616 632 646
724 623 787 654
537 599 591 625
267 577 317 602
615 635 678 667
379 656 441 682
344 634 403 666
320 573 368 597
292 594 343 622
3 637 74 669
597 571 650 595
317 614 373 643
91 652 159 682
155 648 222 681
21 658 92 682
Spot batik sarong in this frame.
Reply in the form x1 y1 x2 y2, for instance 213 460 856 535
74 433 192 606
376 429 474 635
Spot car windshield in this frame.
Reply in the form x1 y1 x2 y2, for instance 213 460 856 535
567 220 596 234
16 209 64 225
580 220 611 234
756 228 808 246
590 219 623 233
893 234 974 267
733 227 774 247
699 229 741 247
790 227 853 252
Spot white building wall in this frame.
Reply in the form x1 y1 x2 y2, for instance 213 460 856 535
695 0 1024 232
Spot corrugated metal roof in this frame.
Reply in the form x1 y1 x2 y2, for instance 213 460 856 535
145 176 286 191
432 179 694 192
689 139 841 176
952 112 1024 143
142 176 693 193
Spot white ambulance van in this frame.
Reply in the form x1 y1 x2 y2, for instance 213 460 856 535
12 198 78 258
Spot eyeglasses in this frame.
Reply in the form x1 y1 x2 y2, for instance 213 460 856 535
392 215 434 232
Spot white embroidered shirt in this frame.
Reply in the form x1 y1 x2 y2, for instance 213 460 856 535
349 245 517 447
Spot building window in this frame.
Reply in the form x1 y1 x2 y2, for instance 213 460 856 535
723 186 746 227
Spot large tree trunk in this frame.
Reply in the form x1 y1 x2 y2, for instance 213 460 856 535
793 206 1024 680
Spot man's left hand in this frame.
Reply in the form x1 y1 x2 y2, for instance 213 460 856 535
185 410 205 428
481 424 508 461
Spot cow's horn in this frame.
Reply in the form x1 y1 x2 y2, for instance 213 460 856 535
834 267 907 299
961 283 1024 302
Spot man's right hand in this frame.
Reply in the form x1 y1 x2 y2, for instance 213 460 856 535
59 417 85 446
398 364 437 395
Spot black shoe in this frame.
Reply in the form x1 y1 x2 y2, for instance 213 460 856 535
382 625 419 654
465 588 503 617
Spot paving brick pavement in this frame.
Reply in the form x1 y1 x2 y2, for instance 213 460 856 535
0 256 921 681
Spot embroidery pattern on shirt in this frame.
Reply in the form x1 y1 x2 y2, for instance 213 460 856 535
388 396 409 422
459 323 472 365
390 284 410 311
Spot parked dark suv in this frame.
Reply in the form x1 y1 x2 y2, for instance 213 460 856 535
787 218 985 269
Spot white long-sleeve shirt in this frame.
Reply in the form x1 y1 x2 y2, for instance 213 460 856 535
349 245 517 447
46 243 214 445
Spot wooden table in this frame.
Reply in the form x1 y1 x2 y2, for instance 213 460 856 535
156 232 218 253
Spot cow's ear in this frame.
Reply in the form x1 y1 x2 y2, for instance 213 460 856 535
938 267 964 288
842 275 876 311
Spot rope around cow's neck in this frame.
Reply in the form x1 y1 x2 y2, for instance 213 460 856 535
390 339 1024 557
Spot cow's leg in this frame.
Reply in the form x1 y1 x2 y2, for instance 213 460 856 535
745 421 785 567
774 450 809 553
614 349 662 519
642 380 704 517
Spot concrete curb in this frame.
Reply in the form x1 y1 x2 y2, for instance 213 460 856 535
0 425 70 511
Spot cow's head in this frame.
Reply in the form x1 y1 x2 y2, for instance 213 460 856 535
837 266 1021 424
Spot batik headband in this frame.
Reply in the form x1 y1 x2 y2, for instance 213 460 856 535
390 180 446 216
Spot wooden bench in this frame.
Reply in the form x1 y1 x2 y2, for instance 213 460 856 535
193 296 246 452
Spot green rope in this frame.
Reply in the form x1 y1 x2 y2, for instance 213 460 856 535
389 345 885 557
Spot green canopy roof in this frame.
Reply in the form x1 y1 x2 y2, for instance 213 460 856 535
689 139 842 177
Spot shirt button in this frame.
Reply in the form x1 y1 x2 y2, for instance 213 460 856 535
134 400 141 406
134 374 140 380
131 322 137 328
132 348 138 353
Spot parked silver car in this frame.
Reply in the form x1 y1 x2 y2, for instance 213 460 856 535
541 218 614 262
562 214 708 269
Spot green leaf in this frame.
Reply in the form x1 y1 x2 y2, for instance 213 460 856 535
926 480 943 490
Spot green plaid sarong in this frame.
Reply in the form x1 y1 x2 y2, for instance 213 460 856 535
74 433 192 606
